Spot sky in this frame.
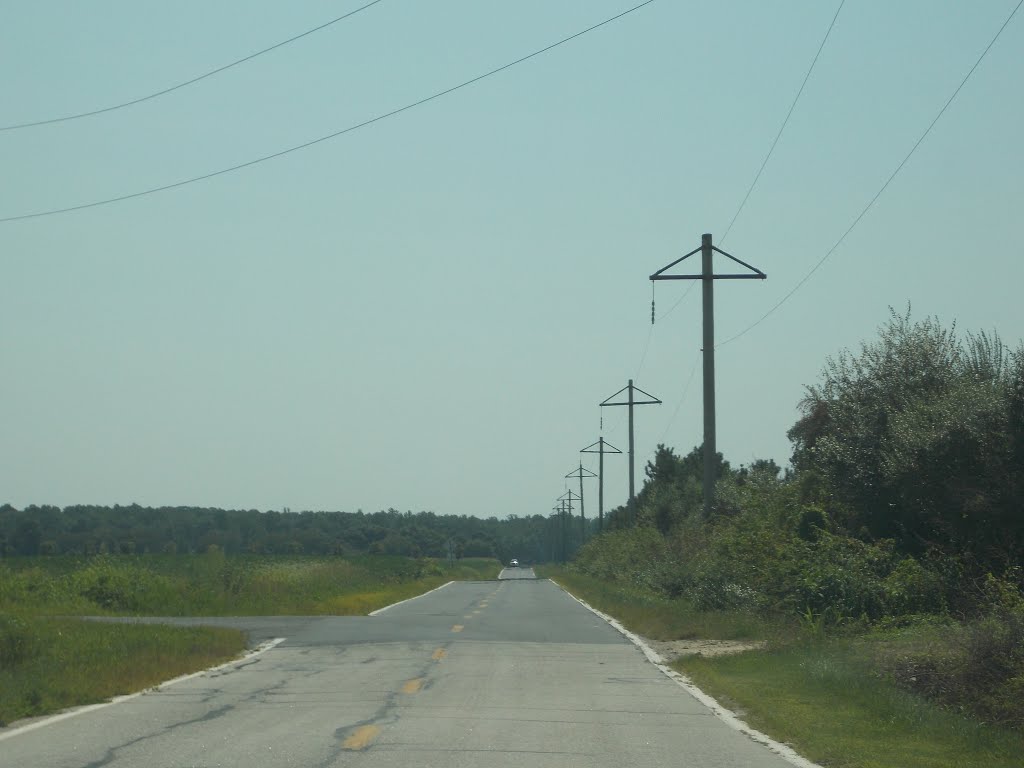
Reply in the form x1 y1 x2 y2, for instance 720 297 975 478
2 1 1022 521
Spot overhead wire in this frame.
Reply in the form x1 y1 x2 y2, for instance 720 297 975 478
0 0 385 132
632 279 694 380
0 0 657 224
642 2 844 447
652 0 843 330
659 356 700 443
719 0 845 244
716 0 1023 350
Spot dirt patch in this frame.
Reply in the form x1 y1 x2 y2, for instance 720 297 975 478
642 637 765 663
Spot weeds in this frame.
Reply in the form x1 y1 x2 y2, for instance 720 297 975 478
0 554 499 616
0 616 245 726
539 565 770 641
678 641 1024 768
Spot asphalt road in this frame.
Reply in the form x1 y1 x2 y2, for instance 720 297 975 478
0 577 801 767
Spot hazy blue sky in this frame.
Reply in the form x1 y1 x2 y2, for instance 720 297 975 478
3 1 1022 520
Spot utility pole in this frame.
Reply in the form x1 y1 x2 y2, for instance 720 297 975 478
600 380 661 524
650 233 765 516
581 438 621 533
558 490 580 561
565 462 597 541
555 499 569 562
551 505 562 563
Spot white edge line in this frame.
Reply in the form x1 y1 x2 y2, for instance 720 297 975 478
0 637 286 743
550 579 824 768
368 580 454 616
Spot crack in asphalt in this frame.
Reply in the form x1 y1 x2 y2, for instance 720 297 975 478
318 640 453 766
77 650 310 766
80 704 235 768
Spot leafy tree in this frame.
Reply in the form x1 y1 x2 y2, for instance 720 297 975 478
789 307 1024 570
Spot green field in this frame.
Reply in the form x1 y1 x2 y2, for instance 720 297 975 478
0 553 500 725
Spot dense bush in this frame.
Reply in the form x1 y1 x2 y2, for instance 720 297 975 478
70 557 179 612
789 308 1024 571
876 576 1024 728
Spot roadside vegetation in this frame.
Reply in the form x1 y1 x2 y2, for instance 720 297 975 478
0 617 244 727
0 554 500 726
0 552 499 616
548 309 1024 767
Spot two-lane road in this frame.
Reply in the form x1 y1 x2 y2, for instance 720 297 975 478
0 578 802 767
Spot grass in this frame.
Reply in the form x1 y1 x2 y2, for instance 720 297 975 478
0 554 501 727
1 554 501 616
538 565 770 641
541 564 1024 768
0 615 245 726
677 642 1024 768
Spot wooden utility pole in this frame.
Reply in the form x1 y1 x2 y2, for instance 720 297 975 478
600 380 661 524
581 437 621 532
565 462 597 541
558 490 580 560
650 233 765 516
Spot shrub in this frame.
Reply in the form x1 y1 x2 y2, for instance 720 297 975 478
69 557 175 612
878 577 1024 727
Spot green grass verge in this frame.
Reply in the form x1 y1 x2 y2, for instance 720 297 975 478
676 642 1024 768
537 565 770 641
1 555 502 616
0 616 246 727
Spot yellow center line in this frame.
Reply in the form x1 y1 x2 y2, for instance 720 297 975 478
402 678 424 694
451 624 464 633
432 648 447 661
342 725 380 751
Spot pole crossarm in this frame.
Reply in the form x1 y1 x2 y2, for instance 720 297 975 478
581 439 622 454
649 244 766 281
600 385 661 407
565 466 598 480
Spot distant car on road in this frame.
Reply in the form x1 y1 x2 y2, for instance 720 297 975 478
508 559 519 568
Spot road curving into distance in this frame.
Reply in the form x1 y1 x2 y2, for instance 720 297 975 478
0 576 805 767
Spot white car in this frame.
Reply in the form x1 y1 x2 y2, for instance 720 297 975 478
508 559 519 568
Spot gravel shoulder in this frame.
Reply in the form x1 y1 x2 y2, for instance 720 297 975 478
641 636 765 662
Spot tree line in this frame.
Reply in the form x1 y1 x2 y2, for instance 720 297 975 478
0 504 553 565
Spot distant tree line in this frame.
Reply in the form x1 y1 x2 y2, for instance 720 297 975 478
0 504 552 564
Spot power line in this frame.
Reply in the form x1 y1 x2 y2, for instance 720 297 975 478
720 0 845 243
0 0 385 132
655 280 697 322
654 1 842 325
633 324 654 378
659 355 699 443
632 273 697 382
717 0 1023 350
0 0 656 224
